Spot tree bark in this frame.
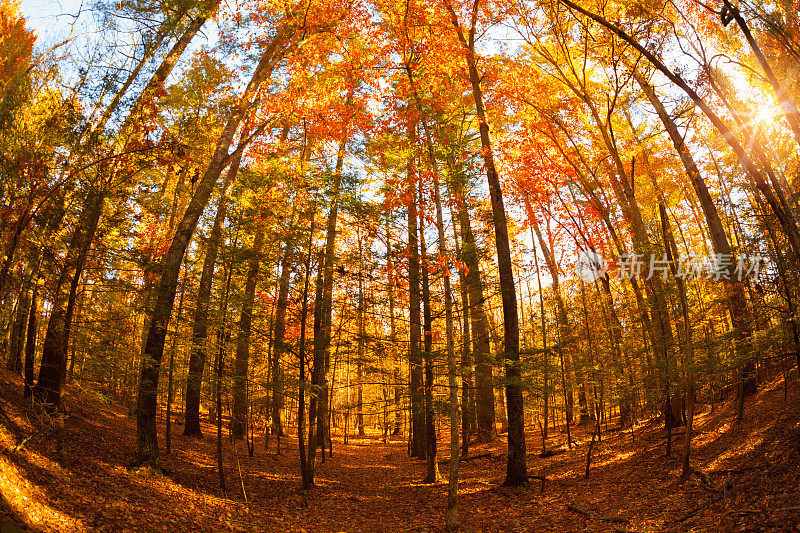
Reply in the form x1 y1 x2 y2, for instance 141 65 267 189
636 72 756 404
659 204 695 478
560 0 800 261
314 135 347 455
34 186 104 407
166 262 188 453
271 207 299 441
298 217 315 489
453 216 475 457
530 214 576 425
419 191 441 484
308 251 324 485
356 232 366 438
6 283 30 374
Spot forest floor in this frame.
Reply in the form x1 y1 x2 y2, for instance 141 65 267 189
1 373 800 532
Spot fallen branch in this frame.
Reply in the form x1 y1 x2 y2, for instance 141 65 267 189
440 452 493 465
12 430 41 452
567 504 629 524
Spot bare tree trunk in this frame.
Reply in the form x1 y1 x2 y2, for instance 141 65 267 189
530 215 575 425
723 0 800 148
414 104 460 526
214 227 238 492
166 264 189 453
453 217 474 457
34 6 214 411
7 283 30 374
357 233 366 438
34 186 104 407
434 161 460 532
307 251 325 482
314 135 347 455
636 72 755 411
560 0 800 261
531 229 549 454
271 207 299 441
659 204 695 479
298 217 315 489
387 219 404 437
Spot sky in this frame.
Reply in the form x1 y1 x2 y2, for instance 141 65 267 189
21 0 90 44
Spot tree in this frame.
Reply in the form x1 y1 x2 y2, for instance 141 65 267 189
441 0 527 486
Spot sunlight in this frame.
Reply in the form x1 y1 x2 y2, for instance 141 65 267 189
0 456 85 532
591 450 635 469
754 103 780 125
707 436 764 472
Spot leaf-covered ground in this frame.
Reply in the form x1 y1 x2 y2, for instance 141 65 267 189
2 373 799 532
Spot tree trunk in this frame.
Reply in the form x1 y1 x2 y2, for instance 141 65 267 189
184 147 243 437
430 136 460 531
530 214 576 425
636 72 755 408
135 25 294 467
724 0 800 148
357 234 366 438
442 0 527 484
298 218 315 489
560 0 800 262
412 100 460 524
455 190 495 442
419 196 441 484
314 135 347 455
453 217 474 457
23 285 38 398
407 125 425 459
307 251 325 482
232 228 264 440
33 6 214 411
271 206 299 441
531 229 549 453
166 263 189 453
34 186 104 407
659 204 695 478
6 283 30 374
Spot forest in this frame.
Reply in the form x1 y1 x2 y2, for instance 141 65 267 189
1 0 800 530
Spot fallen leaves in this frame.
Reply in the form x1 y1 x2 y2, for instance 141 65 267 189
1 372 800 531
